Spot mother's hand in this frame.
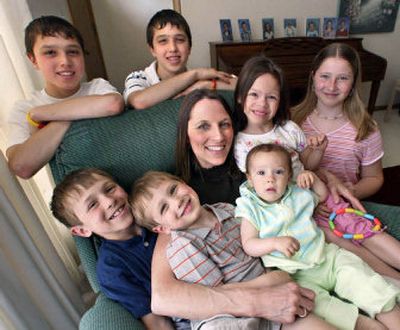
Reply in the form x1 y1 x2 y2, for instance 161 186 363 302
318 169 365 212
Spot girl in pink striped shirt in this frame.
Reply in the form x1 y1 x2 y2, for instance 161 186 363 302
292 43 400 281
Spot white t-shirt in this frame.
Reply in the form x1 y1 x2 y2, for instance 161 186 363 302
234 120 307 179
123 61 160 103
7 78 118 149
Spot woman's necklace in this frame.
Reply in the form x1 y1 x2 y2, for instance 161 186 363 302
314 108 344 120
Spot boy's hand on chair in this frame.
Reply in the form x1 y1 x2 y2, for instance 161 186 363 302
194 68 233 84
174 80 211 98
275 236 300 257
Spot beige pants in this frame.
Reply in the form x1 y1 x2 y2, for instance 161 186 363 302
193 314 280 330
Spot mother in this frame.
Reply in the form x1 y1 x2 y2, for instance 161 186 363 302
151 89 335 329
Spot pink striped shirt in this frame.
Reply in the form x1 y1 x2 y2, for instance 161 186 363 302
301 117 384 184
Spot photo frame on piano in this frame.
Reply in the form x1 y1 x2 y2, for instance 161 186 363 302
238 18 252 42
284 18 297 37
323 17 337 38
262 18 274 40
220 19 233 42
336 17 350 38
305 17 320 37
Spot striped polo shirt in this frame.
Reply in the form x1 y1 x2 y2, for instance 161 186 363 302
167 203 264 286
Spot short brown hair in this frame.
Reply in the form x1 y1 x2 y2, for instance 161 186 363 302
146 9 192 48
130 171 184 230
51 168 114 227
245 143 293 177
25 15 85 56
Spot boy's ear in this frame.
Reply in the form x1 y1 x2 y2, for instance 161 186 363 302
70 225 93 238
152 224 171 235
149 45 157 58
27 53 39 69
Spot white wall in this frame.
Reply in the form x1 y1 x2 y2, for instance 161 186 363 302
91 0 400 107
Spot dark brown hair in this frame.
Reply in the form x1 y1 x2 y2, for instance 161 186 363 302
146 9 192 48
25 15 85 56
175 89 238 182
234 55 290 131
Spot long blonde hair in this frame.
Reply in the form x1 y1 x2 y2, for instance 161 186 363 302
291 43 377 141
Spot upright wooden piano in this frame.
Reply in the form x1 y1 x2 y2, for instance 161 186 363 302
209 37 387 113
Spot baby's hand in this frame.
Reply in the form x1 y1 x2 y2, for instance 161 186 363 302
275 236 300 257
297 170 315 189
307 134 328 152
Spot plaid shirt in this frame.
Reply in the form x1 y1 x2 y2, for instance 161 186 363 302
167 203 264 286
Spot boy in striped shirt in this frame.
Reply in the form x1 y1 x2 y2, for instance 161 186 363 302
130 171 287 330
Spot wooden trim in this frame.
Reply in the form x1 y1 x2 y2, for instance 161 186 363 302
66 0 107 80
172 0 181 13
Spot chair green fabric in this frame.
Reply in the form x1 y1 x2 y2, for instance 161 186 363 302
49 91 234 329
79 293 144 330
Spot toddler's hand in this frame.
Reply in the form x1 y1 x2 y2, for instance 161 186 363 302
297 170 315 189
307 134 328 152
275 236 300 257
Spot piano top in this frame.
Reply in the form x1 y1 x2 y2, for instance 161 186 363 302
210 37 387 84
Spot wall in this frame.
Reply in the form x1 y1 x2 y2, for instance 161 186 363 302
91 0 399 107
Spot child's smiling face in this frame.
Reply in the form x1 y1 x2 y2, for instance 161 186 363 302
29 34 85 98
145 178 202 233
313 57 354 109
150 23 191 80
70 175 137 240
243 73 280 130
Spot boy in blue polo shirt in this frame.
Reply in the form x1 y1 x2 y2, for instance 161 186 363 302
50 168 174 329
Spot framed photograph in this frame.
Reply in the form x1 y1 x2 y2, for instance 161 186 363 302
336 17 350 38
219 19 233 42
284 18 297 37
305 17 320 37
339 0 399 34
238 19 252 41
262 18 274 40
322 17 337 38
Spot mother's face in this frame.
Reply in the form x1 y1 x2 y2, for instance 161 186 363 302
187 98 234 169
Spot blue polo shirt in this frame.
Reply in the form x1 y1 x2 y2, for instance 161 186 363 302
96 228 157 318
